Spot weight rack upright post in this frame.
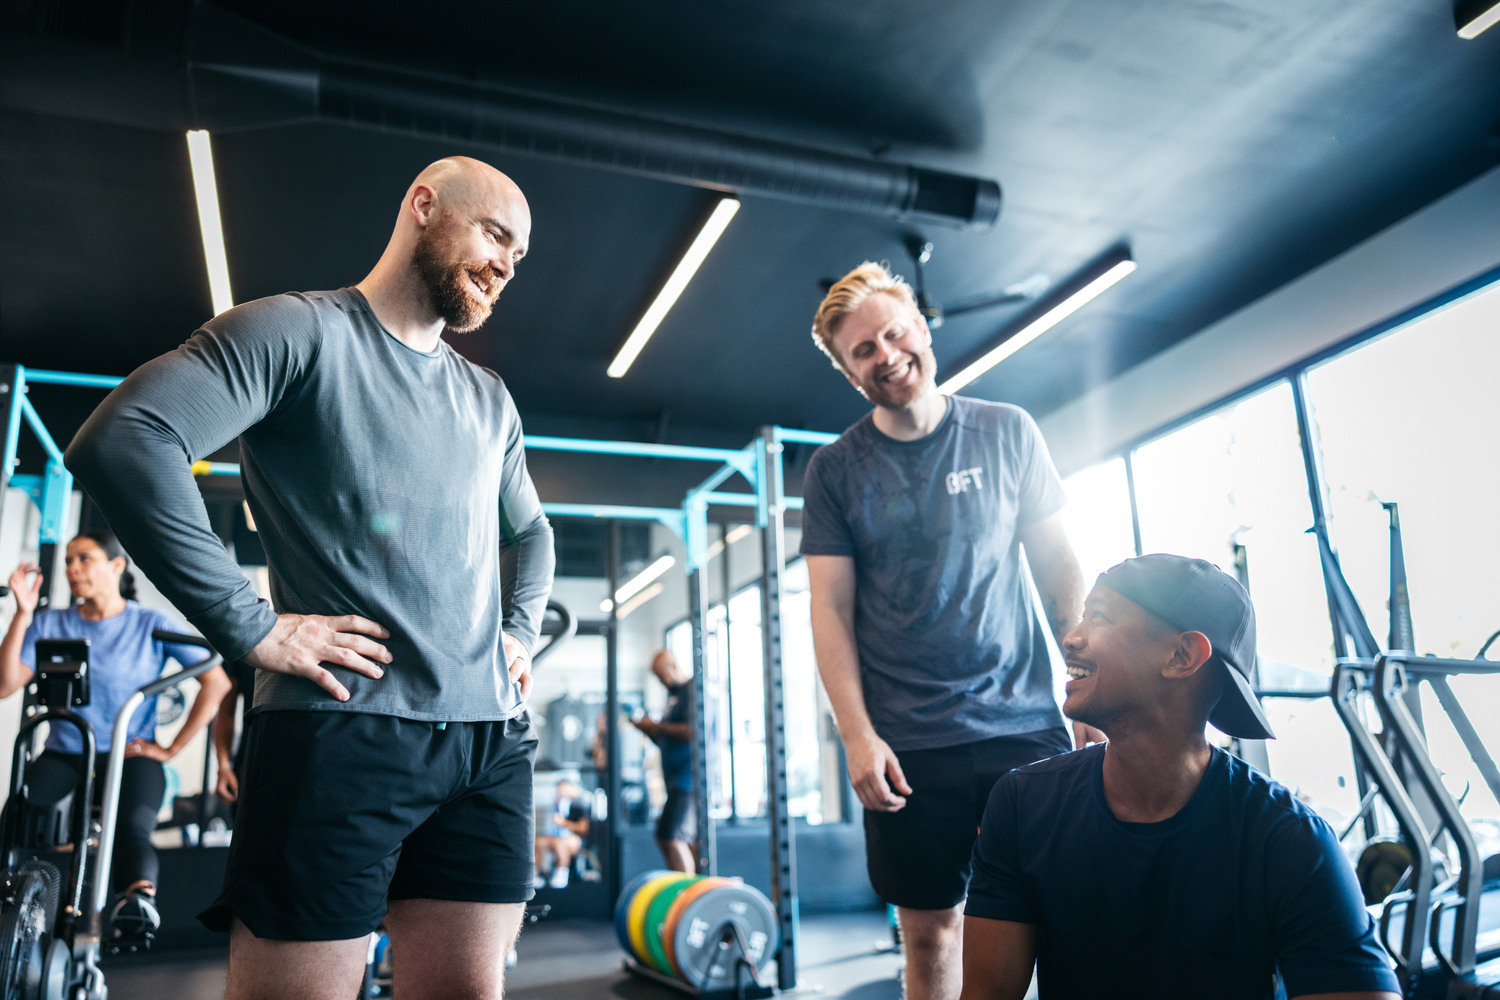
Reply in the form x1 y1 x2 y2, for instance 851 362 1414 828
605 521 624 905
758 427 797 991
687 513 717 876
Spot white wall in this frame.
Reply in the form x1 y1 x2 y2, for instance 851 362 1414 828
1040 162 1500 475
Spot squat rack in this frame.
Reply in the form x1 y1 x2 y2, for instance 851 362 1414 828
525 425 836 994
0 364 836 993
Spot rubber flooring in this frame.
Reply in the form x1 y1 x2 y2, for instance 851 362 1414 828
97 909 912 999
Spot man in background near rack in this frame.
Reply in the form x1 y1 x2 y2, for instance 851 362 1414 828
631 648 697 873
961 554 1401 1000
802 261 1092 1000
67 155 554 1000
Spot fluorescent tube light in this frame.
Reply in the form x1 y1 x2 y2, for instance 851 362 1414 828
601 554 676 613
704 523 754 561
186 130 235 317
616 554 676 604
608 198 740 378
615 581 666 619
1457 0 1500 37
602 528 750 611
937 255 1136 394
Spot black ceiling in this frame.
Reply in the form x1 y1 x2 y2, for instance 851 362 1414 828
3 0 1499 509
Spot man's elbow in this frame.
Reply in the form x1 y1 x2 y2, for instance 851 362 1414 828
63 423 105 484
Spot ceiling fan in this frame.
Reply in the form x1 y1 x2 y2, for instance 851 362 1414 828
903 236 1050 330
819 236 1050 329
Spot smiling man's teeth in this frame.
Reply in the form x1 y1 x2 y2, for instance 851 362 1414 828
1066 664 1093 679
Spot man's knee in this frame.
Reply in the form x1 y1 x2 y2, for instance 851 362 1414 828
898 905 964 952
384 900 523 1000
226 918 371 1000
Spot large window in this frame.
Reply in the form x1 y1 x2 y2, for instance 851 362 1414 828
665 571 834 824
1132 382 1334 683
1130 381 1359 817
1059 457 1137 585
1057 273 1500 829
1304 281 1500 820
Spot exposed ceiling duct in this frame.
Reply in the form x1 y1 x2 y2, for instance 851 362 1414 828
1 1 1002 228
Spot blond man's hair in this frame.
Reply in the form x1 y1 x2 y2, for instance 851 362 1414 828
810 261 920 371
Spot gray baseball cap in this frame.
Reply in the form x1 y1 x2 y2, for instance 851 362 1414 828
1096 553 1274 741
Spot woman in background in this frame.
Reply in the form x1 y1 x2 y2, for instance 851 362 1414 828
0 529 230 943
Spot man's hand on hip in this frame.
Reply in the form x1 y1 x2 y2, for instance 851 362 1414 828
242 613 391 702
502 632 533 700
844 732 912 812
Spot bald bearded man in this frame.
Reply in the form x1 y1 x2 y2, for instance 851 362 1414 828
67 157 555 1000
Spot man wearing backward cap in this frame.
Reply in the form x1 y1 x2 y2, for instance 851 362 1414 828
960 554 1400 1000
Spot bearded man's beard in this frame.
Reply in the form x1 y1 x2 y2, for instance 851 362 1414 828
413 222 500 333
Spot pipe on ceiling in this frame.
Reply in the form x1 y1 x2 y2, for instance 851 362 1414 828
5 1 1002 229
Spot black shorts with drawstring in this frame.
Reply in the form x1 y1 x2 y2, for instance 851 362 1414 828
864 726 1069 911
199 709 536 940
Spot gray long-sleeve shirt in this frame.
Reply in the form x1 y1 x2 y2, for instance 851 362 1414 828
66 287 555 722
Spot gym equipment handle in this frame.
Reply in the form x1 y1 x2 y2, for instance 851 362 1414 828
89 632 222 926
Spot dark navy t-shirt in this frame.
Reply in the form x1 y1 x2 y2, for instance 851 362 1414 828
967 745 1400 999
658 682 694 791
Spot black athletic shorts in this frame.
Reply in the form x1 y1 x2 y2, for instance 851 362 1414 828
655 787 696 843
199 709 537 940
865 727 1069 911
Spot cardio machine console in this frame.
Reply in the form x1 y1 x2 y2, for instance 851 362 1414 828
33 637 90 709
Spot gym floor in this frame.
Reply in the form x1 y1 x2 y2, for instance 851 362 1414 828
96 909 958 999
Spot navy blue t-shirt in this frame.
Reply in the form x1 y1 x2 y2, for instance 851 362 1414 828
967 745 1400 999
657 682 693 791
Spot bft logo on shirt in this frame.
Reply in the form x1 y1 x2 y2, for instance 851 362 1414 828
946 467 984 495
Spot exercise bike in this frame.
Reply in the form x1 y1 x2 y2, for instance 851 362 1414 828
0 631 220 1000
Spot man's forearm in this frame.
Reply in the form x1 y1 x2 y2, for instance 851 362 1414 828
811 611 876 744
1022 517 1085 647
1037 560 1083 647
655 721 693 742
499 515 556 653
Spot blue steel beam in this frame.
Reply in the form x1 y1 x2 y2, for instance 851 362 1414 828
527 434 751 472
22 369 124 391
20 397 65 464
37 462 73 545
774 427 838 446
2 370 24 485
701 492 756 507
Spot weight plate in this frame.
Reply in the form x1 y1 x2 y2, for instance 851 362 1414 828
663 876 733 978
644 876 701 974
1356 838 1412 906
627 873 692 965
614 869 669 957
671 881 780 990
